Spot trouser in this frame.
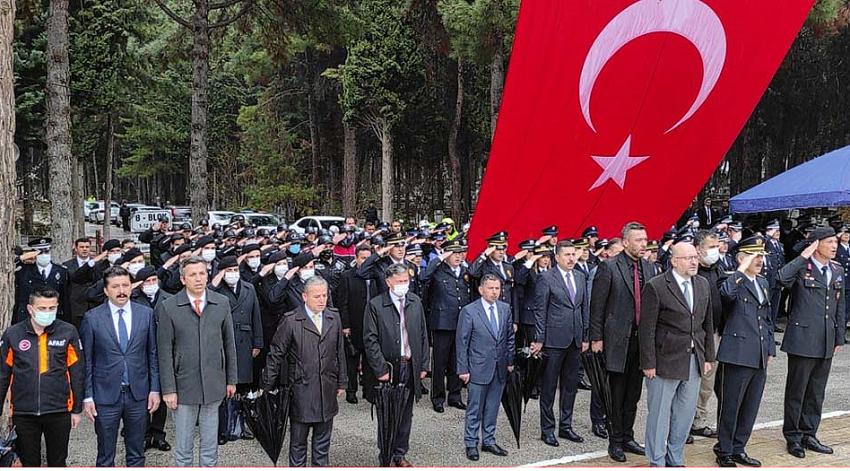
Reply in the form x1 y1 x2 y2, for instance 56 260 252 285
289 419 334 467
845 283 850 326
431 330 462 406
539 345 581 435
345 347 366 394
783 354 832 445
147 402 168 441
608 333 642 446
14 412 71 467
692 333 721 430
717 363 767 455
94 388 148 466
769 287 782 326
173 400 221 467
644 354 701 467
465 378 506 447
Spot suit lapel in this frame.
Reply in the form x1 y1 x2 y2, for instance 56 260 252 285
551 269 573 306
101 304 121 350
297 306 320 337
478 302 498 339
742 276 763 304
127 304 143 348
616 256 635 297
665 272 691 312
320 311 335 339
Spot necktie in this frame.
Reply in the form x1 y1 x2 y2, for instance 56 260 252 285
489 305 499 334
633 262 641 325
752 279 763 304
822 266 829 285
117 308 129 384
565 271 576 303
41 269 47 280
193 299 203 316
398 299 410 357
682 280 693 312
312 312 322 334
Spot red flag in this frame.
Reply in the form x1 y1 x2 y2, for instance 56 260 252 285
467 0 814 255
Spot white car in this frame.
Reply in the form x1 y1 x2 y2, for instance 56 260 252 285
90 202 120 225
243 213 281 232
291 216 346 234
208 211 236 227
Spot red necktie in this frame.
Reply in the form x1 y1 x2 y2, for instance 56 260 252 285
194 299 203 317
633 262 641 325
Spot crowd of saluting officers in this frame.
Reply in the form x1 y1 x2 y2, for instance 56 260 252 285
3 209 848 467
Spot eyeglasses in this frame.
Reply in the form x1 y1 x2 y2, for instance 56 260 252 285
673 255 700 262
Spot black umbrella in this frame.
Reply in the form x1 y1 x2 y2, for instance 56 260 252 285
580 350 613 433
241 388 290 465
0 427 17 467
520 350 546 408
371 363 410 467
500 369 524 448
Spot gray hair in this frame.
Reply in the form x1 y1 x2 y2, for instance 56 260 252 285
303 275 328 292
384 263 409 280
179 256 207 277
621 221 646 239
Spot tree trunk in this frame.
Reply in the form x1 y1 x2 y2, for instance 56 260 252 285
490 43 505 140
306 51 320 189
189 1 210 225
71 155 84 238
0 0 17 331
448 59 464 222
342 121 357 218
102 115 113 242
22 146 33 234
46 0 73 261
379 120 393 222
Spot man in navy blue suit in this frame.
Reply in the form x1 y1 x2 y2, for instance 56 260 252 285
456 274 515 461
80 266 161 467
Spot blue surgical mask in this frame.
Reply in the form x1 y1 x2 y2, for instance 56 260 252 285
290 244 301 254
33 309 57 327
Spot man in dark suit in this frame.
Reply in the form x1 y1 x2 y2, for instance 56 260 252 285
639 240 716 467
456 274 515 461
777 227 845 459
420 238 472 413
63 237 94 328
589 222 653 462
14 238 71 324
469 232 517 316
834 226 850 329
697 197 720 229
358 233 421 297
262 276 347 467
531 241 589 446
335 246 373 404
80 266 161 467
363 263 430 467
764 220 785 326
715 236 775 467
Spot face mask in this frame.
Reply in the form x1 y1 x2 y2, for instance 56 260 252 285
298 268 315 281
33 309 57 327
36 253 52 267
290 244 301 255
141 283 159 297
201 249 217 262
702 248 720 265
107 253 121 264
274 264 289 278
128 262 144 277
224 271 241 286
391 283 410 298
246 257 261 269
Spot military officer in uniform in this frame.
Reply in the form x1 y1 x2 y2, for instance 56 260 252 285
777 227 844 459
715 236 775 468
358 233 421 298
835 225 850 330
764 219 785 327
469 232 517 322
14 238 70 324
420 238 471 413
582 227 600 266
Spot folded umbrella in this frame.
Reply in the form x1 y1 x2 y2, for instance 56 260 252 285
0 427 17 467
500 369 524 448
371 363 411 467
521 349 546 407
241 388 290 465
581 350 614 434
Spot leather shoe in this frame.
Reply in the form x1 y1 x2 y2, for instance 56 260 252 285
608 445 626 462
465 447 479 461
394 458 413 467
346 392 358 404
787 442 805 458
448 400 467 410
716 455 737 467
433 403 445 413
691 426 718 438
241 429 253 440
686 434 694 444
731 453 761 467
218 436 228 445
578 378 592 390
558 429 584 443
420 385 429 395
481 443 508 456
592 423 608 439
623 439 646 455
541 434 559 447
803 436 833 454
147 438 171 451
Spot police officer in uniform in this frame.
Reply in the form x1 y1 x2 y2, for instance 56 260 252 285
420 238 471 412
358 233 421 298
764 219 785 327
715 236 775 467
778 227 845 459
835 225 850 330
14 238 70 324
469 232 516 320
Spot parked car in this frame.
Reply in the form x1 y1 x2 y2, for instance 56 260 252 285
166 206 192 224
243 213 281 232
291 216 346 234
208 210 236 227
85 201 117 223
90 202 120 225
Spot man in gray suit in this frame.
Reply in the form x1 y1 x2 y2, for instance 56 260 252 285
778 227 845 459
639 240 716 467
156 257 238 467
456 274 515 461
531 240 589 446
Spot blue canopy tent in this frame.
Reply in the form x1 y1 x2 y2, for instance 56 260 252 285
729 144 850 213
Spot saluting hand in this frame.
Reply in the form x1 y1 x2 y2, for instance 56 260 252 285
801 240 819 259
737 253 756 273
19 251 37 264
259 264 274 277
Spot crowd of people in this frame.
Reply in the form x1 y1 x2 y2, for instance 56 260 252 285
2 208 849 467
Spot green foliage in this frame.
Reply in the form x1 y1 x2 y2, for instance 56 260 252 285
808 0 845 25
437 0 519 64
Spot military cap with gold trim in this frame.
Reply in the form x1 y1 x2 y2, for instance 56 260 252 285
443 238 468 253
736 235 768 256
572 238 589 249
646 240 659 251
385 232 407 247
518 239 536 251
486 231 508 248
533 243 554 255
542 225 558 237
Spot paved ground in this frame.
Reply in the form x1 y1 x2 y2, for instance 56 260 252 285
59 329 850 467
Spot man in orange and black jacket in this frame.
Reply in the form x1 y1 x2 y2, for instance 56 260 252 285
0 287 85 467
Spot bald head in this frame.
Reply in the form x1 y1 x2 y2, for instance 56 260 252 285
670 242 699 278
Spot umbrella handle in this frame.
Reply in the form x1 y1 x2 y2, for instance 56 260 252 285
385 361 394 383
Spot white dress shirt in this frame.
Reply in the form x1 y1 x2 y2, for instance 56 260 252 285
481 299 498 331
811 257 832 285
744 274 764 304
671 270 693 311
108 301 132 339
187 291 207 314
391 292 409 357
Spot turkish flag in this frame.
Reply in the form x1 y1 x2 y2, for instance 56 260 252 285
467 0 814 255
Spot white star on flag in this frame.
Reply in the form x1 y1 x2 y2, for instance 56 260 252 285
588 136 649 190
